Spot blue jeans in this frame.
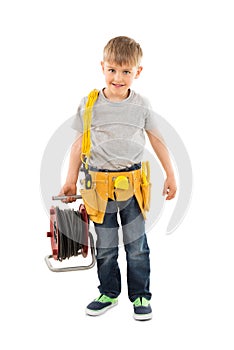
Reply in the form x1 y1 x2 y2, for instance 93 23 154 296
94 196 151 302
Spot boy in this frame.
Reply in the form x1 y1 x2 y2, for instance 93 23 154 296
60 36 177 320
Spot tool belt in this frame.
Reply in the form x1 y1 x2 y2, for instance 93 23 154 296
80 165 151 224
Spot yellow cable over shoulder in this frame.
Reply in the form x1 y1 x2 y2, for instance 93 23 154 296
81 89 99 163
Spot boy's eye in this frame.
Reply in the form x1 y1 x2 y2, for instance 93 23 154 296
108 69 115 73
123 71 131 75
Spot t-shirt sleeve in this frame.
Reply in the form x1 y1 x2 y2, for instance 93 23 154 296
71 96 86 132
142 96 160 131
145 109 161 131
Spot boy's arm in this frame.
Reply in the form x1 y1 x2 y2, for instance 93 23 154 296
146 130 177 200
59 132 83 202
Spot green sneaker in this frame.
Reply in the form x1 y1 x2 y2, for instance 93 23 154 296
86 294 118 316
133 297 152 321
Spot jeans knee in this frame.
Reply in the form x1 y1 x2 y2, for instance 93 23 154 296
97 247 118 261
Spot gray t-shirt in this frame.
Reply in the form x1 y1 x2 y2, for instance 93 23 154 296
72 89 159 170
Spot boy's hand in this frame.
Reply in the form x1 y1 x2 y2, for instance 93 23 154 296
59 183 77 203
163 176 177 200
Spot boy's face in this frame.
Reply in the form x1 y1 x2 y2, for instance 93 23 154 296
101 61 143 101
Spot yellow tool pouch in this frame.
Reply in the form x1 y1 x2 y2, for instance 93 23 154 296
79 169 142 223
113 175 133 201
141 182 151 211
79 165 151 224
79 187 99 216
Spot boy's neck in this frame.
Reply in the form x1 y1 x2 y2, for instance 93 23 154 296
103 87 130 102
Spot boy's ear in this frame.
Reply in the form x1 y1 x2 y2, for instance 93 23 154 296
101 61 105 73
135 66 143 79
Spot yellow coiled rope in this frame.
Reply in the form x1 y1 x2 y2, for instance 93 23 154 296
81 89 99 163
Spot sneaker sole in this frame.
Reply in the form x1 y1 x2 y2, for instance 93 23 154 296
86 301 118 316
133 312 152 321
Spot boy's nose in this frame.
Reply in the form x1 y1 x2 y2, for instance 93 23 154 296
114 71 122 82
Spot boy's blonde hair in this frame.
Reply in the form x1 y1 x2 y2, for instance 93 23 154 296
103 36 143 67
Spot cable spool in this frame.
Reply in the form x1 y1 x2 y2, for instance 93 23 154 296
45 200 95 272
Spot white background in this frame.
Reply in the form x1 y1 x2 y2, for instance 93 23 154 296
1 0 234 349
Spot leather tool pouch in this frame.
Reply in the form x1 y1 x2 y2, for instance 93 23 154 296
114 182 134 201
141 182 151 211
80 188 98 216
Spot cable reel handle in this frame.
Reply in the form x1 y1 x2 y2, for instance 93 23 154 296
52 195 82 201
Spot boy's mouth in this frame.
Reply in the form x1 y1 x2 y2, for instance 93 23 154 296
112 83 124 88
